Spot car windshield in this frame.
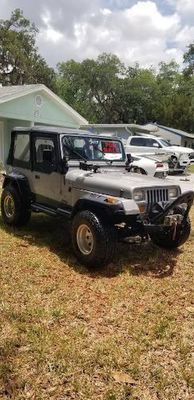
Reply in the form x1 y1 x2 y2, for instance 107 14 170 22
62 136 125 162
159 139 172 147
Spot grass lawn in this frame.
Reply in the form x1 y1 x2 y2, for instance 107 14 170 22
0 208 194 399
188 164 194 173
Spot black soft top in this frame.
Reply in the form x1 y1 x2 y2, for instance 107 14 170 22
11 126 120 141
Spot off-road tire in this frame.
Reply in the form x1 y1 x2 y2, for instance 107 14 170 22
150 217 191 249
1 185 31 227
71 210 116 268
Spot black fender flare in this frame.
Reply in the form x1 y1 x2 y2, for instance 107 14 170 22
2 173 32 206
72 194 124 220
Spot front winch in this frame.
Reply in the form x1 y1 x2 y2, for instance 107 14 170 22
164 214 184 226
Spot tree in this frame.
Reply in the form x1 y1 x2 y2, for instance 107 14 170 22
0 9 56 89
124 67 159 124
57 53 127 123
183 43 194 77
57 50 194 130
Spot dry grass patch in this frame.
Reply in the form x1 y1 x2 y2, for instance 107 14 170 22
0 209 194 399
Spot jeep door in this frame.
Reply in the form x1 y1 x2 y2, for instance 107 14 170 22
31 134 62 207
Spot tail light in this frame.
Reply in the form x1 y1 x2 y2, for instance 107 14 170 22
155 162 164 168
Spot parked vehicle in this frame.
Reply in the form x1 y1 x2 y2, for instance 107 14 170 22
125 135 194 173
1 127 194 268
130 154 169 178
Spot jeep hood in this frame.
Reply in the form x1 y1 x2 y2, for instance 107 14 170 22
67 169 179 199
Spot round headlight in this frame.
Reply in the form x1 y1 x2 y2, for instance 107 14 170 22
133 190 145 202
169 187 178 199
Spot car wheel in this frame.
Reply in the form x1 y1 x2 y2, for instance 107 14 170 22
132 166 147 175
150 209 191 249
1 186 31 227
71 210 116 268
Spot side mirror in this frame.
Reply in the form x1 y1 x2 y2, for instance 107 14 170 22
153 143 159 148
60 155 69 174
62 154 69 163
125 153 132 171
126 153 132 164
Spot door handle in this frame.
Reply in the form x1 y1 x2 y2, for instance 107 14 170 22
35 174 40 179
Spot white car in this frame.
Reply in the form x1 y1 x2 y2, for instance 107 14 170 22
125 135 194 172
130 154 169 178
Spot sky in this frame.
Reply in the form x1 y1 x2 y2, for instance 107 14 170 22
0 0 194 69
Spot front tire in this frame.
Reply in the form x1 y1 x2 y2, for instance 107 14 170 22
1 186 31 227
150 218 191 249
71 210 116 268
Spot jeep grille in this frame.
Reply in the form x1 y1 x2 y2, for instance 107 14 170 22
146 188 169 207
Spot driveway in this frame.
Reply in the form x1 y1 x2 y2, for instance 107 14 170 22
166 173 194 193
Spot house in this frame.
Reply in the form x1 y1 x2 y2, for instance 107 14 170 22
81 123 151 142
0 84 88 165
82 122 194 149
143 123 194 148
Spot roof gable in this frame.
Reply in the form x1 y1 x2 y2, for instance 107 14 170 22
0 84 88 127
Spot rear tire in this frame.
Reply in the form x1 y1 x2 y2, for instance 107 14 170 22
71 210 116 268
1 186 31 227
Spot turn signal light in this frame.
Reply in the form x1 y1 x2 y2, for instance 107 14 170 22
138 203 146 213
156 163 164 168
105 196 118 204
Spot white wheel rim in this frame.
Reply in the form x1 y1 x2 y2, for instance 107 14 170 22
76 224 94 255
4 194 15 218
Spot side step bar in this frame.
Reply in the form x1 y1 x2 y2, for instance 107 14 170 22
31 203 71 218
31 203 56 216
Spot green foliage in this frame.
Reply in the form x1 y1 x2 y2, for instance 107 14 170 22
1 9 194 132
57 54 194 131
0 9 56 90
57 53 126 123
183 43 194 77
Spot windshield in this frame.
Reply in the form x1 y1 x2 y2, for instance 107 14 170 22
62 135 125 162
158 139 172 147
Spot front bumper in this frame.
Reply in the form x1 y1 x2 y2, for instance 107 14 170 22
143 190 194 234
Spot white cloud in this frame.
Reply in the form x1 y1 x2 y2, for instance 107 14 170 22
100 8 112 16
40 10 63 43
37 0 182 68
0 0 194 68
168 0 194 24
175 25 194 47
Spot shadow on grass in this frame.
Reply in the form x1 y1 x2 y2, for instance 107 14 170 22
0 213 181 279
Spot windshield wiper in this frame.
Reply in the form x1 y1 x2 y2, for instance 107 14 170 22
63 142 100 172
63 142 88 162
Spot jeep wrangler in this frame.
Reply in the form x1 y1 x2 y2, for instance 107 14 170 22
1 126 194 267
